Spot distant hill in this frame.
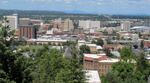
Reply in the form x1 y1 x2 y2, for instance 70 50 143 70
1 9 148 20
0 9 67 16
0 9 101 20
0 9 99 16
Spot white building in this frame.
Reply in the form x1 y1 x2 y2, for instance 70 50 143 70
85 70 101 83
121 21 131 31
63 18 74 31
4 14 18 30
79 20 100 30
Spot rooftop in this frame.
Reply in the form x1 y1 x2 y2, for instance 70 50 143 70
85 70 101 83
84 53 106 59
99 58 119 63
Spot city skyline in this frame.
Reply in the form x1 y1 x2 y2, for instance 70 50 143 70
0 0 150 15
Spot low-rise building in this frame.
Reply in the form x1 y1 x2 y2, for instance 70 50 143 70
144 40 150 48
78 41 103 53
98 58 119 76
103 44 124 51
83 53 107 70
85 70 101 83
83 53 119 76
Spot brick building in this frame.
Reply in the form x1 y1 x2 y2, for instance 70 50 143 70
19 25 37 39
83 53 119 76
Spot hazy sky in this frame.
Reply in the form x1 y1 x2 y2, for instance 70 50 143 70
0 0 150 15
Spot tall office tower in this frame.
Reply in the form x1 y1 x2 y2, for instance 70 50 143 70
121 21 131 31
79 20 91 29
19 25 37 39
63 18 74 31
79 20 100 30
4 14 19 30
53 18 63 30
144 19 150 27
90 21 101 29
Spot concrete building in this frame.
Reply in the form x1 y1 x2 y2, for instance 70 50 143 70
85 70 101 83
121 21 131 31
19 18 30 26
143 19 150 27
79 20 100 30
63 18 74 31
4 14 19 30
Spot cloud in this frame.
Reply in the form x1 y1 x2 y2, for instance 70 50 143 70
1 0 150 15
63 0 78 3
0 0 8 4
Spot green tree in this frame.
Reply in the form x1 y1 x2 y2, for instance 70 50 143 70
104 48 114 57
56 46 85 83
102 49 149 83
32 48 65 83
79 45 90 54
0 18 33 83
140 40 144 49
136 53 150 81
94 38 104 46
120 47 134 62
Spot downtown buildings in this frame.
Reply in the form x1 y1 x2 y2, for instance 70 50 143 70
1 14 150 79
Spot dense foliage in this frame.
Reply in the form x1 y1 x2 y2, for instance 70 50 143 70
0 19 85 83
102 47 150 83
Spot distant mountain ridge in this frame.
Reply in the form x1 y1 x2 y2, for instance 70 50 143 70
0 9 99 16
0 9 67 16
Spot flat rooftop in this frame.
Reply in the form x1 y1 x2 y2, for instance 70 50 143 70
85 70 101 83
99 58 119 63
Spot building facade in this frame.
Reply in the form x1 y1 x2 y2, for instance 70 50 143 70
121 21 131 31
79 20 100 30
4 14 19 30
19 25 37 39
63 19 74 32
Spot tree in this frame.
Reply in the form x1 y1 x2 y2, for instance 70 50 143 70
0 18 34 83
105 60 147 83
96 38 104 46
92 38 104 46
102 49 149 83
91 39 96 44
104 48 114 57
136 53 150 81
140 40 144 49
56 46 85 83
0 63 16 83
79 45 90 54
120 47 134 62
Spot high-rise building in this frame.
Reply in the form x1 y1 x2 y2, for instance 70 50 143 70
79 20 100 30
79 20 91 29
143 19 150 27
4 14 19 30
63 18 74 31
121 21 131 31
19 25 37 39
